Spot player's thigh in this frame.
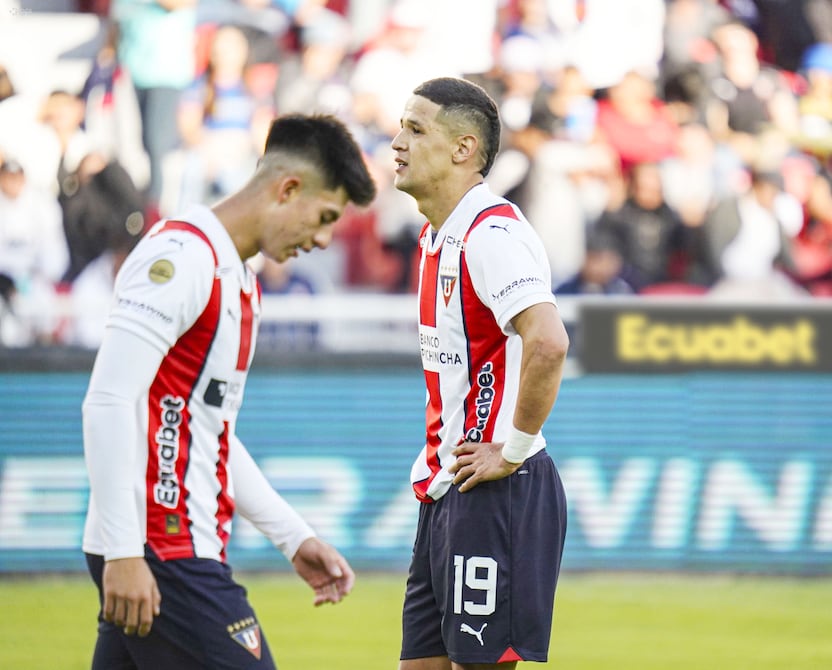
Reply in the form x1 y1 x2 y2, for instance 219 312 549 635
146 553 277 669
401 504 448 661
86 553 204 670
438 451 566 663
107 620 205 670
90 621 138 670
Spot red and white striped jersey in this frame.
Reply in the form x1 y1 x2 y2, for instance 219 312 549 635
82 205 261 562
412 183 556 502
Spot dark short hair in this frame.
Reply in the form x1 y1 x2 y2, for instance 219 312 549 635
263 114 377 206
412 77 501 177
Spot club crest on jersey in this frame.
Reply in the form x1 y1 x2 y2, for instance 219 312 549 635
440 274 457 307
228 617 262 659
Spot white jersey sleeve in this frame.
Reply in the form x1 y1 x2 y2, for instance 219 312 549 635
464 212 556 334
107 225 217 354
82 326 165 560
229 434 316 560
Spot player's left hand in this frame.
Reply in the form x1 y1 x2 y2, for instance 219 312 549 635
291 537 355 606
450 441 521 492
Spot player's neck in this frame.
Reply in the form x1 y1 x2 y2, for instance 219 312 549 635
422 176 484 232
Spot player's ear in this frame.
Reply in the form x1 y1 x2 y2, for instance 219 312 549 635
275 175 301 203
452 134 479 166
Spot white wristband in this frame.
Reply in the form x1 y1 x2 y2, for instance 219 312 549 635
501 426 537 464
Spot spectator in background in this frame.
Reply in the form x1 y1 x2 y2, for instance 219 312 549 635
273 7 354 116
39 91 146 286
0 157 68 344
349 0 448 144
594 68 681 176
542 64 598 144
111 0 197 216
81 22 150 194
780 152 832 295
796 42 832 155
0 268 24 346
596 160 690 291
750 0 832 73
700 167 806 298
58 151 145 284
501 0 565 79
660 120 742 229
555 228 635 295
0 65 14 104
704 19 801 167
499 103 619 288
660 0 731 124
494 34 548 132
549 0 666 92
40 90 94 193
169 24 272 211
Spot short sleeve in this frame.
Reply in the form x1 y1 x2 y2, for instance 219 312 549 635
106 229 216 353
465 213 556 334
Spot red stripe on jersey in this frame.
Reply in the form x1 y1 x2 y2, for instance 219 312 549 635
215 422 234 561
413 370 443 503
415 223 445 502
146 222 222 561
236 289 254 370
458 205 518 443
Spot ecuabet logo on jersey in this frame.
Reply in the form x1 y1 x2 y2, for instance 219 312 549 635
148 259 175 284
228 617 262 659
440 274 457 307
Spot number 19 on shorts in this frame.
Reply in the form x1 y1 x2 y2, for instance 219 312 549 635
452 555 497 616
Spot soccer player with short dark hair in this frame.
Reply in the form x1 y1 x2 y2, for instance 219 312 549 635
393 77 569 669
82 113 376 669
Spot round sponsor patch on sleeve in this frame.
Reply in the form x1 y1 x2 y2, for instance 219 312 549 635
148 259 175 284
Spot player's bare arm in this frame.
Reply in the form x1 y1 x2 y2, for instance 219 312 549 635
449 302 568 492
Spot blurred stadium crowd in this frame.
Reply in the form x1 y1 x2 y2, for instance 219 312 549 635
1 0 832 348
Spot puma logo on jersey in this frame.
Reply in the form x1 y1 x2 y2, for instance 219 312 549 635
460 622 488 646
489 222 510 232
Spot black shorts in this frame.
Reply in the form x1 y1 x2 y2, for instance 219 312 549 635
400 449 567 664
86 548 276 670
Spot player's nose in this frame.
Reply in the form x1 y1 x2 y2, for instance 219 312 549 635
313 227 333 250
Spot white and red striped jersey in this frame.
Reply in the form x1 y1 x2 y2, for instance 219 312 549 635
82 205 261 562
412 183 557 502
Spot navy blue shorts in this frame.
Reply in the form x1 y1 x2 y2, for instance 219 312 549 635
400 449 567 664
86 548 276 670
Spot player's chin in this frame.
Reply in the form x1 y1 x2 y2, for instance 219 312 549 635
392 173 409 192
277 249 297 262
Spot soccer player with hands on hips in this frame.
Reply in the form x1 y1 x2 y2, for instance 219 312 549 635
81 114 376 669
393 77 570 669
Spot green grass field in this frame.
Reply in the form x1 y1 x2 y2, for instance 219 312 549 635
1 572 831 669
